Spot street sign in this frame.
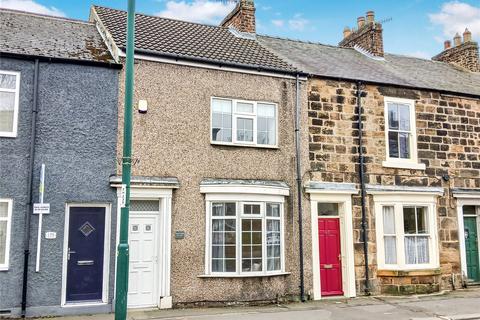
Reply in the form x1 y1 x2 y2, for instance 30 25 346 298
33 203 50 215
120 184 126 208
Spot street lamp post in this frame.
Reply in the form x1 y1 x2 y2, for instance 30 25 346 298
115 0 135 319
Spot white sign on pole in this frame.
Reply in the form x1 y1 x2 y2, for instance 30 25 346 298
33 203 50 214
120 184 126 208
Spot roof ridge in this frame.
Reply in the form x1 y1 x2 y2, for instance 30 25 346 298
258 33 345 50
0 7 93 26
92 4 227 30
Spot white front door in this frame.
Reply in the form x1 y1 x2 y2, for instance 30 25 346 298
128 215 159 308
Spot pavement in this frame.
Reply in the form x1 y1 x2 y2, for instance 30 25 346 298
30 288 480 320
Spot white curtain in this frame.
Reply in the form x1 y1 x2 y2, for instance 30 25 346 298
383 206 397 264
405 236 429 264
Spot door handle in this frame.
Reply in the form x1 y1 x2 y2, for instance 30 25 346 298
67 248 76 260
77 260 94 266
323 264 333 269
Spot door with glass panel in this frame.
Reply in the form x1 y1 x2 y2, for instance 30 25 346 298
317 203 343 296
463 206 480 283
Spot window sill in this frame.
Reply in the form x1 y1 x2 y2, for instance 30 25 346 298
377 268 441 277
211 141 279 150
382 161 426 170
0 267 9 271
198 272 291 278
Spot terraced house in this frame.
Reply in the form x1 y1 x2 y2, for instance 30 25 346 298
261 11 480 297
1 0 479 318
0 9 121 318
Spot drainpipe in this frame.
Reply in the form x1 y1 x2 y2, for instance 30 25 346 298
21 59 40 317
356 80 371 295
294 74 306 302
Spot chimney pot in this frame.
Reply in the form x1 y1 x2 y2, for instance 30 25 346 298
357 16 366 29
366 11 375 23
453 33 462 47
343 26 352 38
444 40 451 50
463 28 472 42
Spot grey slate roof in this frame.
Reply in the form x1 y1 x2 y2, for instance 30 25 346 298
0 9 115 64
92 6 296 73
258 35 480 97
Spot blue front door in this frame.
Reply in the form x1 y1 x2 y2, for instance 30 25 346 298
66 206 106 302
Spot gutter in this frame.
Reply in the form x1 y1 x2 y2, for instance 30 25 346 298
294 74 306 302
21 59 40 318
122 47 305 77
0 52 123 70
356 80 371 295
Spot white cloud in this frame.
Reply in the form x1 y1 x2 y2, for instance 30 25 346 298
271 19 284 27
429 1 480 39
157 0 235 25
0 0 65 16
288 14 309 31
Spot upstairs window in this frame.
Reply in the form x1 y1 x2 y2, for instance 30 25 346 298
383 97 424 170
0 71 20 137
211 98 277 147
0 199 12 271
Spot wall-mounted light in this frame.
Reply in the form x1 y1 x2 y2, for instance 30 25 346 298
138 100 148 114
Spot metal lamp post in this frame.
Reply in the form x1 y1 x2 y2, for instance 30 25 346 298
115 0 135 319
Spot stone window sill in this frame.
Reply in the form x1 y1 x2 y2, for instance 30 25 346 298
198 272 291 278
377 268 441 277
382 161 426 170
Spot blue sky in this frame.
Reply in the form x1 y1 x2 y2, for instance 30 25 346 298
1 0 479 59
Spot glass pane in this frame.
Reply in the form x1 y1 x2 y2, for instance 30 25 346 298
388 104 399 130
212 259 224 272
416 207 428 234
244 204 261 215
212 99 232 143
405 236 416 264
463 205 476 215
212 203 224 216
0 221 6 264
398 104 411 131
130 200 159 212
267 220 280 233
382 206 395 234
267 203 280 217
0 91 15 133
317 203 338 216
388 131 399 158
384 236 397 264
257 103 275 117
236 102 254 113
212 98 232 113
403 207 416 234
225 259 236 272
236 118 254 142
225 203 236 216
251 259 262 271
417 236 429 264
0 202 8 218
0 74 17 89
242 218 263 272
399 132 410 159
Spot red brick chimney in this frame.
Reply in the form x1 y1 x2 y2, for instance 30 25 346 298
220 0 256 34
432 28 479 72
339 11 384 57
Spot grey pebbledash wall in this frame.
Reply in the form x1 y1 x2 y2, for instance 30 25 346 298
0 57 119 317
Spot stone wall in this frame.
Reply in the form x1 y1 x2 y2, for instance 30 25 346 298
307 78 480 294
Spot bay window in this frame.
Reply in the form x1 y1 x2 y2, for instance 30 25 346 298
207 200 284 275
211 97 277 147
374 193 439 270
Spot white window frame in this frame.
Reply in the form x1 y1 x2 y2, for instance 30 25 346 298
0 199 13 271
382 97 425 170
202 193 287 277
210 97 278 148
0 70 21 138
374 193 439 271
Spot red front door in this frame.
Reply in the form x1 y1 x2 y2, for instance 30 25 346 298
318 218 343 296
